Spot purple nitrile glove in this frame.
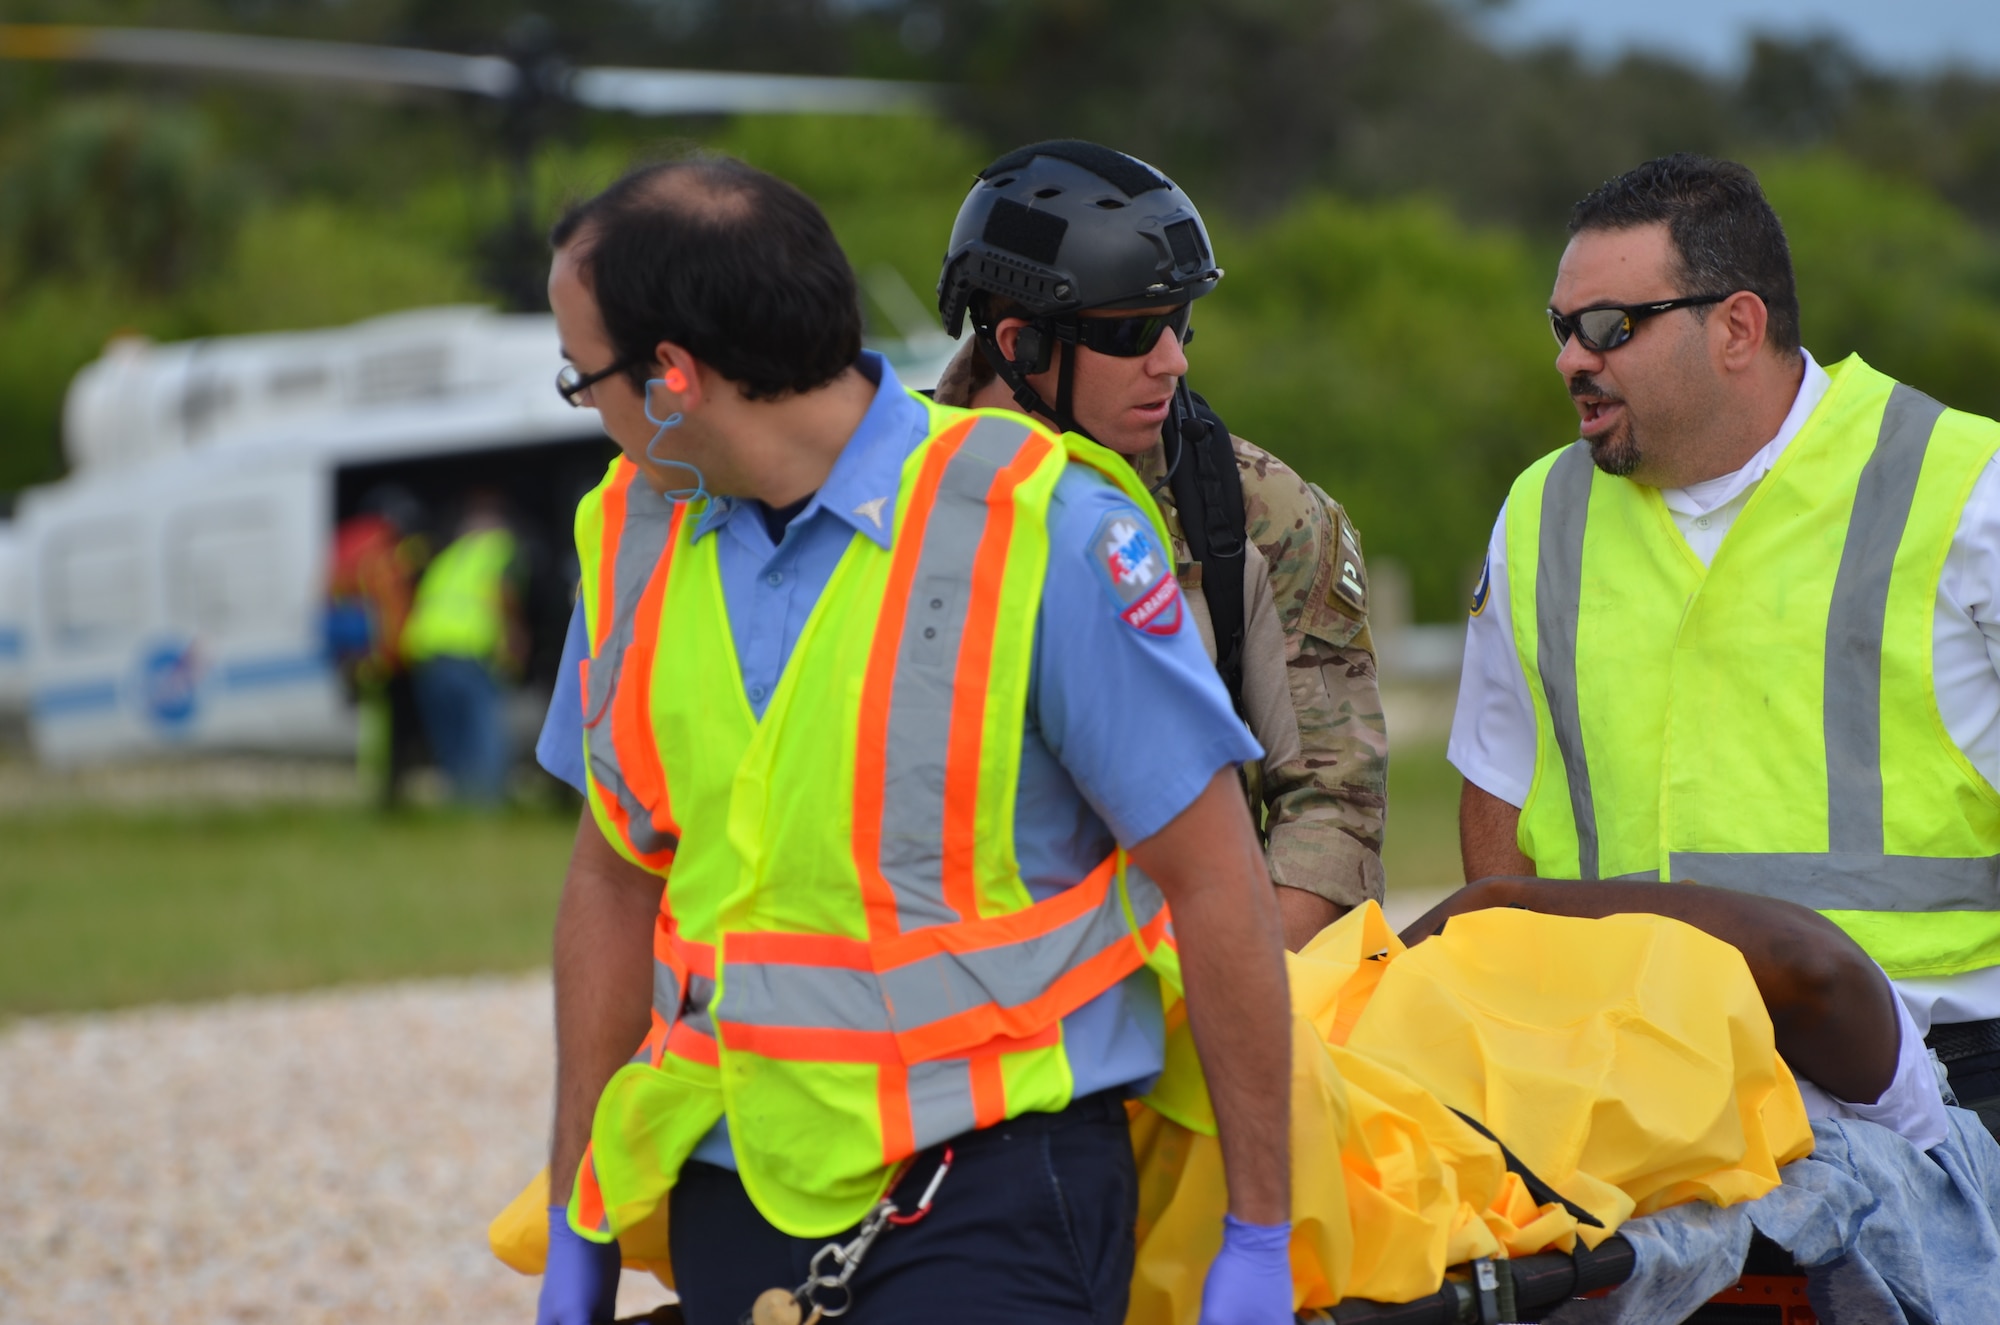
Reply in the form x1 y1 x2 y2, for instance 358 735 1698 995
1199 1214 1294 1325
537 1206 623 1325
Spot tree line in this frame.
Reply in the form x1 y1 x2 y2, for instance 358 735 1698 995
4 0 2000 617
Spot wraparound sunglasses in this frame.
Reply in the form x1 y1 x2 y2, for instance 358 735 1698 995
1547 293 1734 353
1066 304 1194 357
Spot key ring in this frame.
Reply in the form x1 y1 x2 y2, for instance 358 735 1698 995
801 1201 893 1318
744 1147 956 1325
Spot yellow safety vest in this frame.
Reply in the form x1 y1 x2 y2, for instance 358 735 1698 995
567 399 1196 1240
1505 354 2000 979
401 528 516 665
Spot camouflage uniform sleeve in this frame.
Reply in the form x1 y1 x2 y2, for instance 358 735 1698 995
1236 437 1388 910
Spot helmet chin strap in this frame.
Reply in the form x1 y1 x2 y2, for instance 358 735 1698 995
971 318 1093 442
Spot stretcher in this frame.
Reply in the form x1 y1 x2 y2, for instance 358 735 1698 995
1308 1230 1815 1324
511 904 1824 1324
606 1234 1816 1325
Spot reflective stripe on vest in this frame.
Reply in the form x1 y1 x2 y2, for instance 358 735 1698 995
717 854 1172 1063
576 464 684 870
569 403 1192 1239
1510 355 2000 977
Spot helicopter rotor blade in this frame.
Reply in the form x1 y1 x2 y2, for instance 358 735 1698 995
0 24 518 98
567 66 934 117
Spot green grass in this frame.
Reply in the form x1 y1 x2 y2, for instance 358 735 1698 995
1380 741 1465 926
0 745 1468 1018
0 805 579 1018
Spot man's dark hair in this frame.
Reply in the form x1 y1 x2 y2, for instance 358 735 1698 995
550 153 862 400
1569 154 1802 356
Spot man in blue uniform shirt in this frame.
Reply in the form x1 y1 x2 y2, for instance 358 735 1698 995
533 154 1294 1325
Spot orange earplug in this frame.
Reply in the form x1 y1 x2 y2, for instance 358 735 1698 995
663 367 689 393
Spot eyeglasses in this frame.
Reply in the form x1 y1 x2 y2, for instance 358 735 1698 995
556 357 635 407
1068 305 1194 358
1547 294 1734 353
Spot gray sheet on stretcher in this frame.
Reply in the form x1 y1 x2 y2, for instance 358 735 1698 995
1547 1107 2000 1325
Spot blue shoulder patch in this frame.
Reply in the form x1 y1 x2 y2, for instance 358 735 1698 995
1470 556 1491 617
1088 508 1183 636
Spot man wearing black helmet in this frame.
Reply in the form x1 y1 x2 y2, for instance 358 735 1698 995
936 140 1387 951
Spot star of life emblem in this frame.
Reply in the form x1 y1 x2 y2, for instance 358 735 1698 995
1089 510 1183 636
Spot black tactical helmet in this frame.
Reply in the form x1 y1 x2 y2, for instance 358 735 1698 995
938 140 1221 337
936 141 1221 435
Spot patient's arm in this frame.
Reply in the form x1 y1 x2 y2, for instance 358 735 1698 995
1398 878 1902 1107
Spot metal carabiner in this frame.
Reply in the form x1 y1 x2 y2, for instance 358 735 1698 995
743 1146 957 1325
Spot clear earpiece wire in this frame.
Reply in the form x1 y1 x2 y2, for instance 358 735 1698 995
644 377 705 504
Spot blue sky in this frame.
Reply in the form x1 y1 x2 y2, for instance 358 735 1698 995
1469 0 2000 75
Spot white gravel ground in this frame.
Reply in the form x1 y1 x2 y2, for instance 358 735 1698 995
0 972 674 1325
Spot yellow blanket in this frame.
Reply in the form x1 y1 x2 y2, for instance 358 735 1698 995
491 904 1813 1319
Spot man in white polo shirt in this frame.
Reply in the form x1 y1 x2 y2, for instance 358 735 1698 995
1449 153 2000 1142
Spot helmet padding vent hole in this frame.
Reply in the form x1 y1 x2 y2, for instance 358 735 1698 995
1094 198 1126 209
1034 187 1063 198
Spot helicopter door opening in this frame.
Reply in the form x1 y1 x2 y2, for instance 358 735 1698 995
333 433 619 761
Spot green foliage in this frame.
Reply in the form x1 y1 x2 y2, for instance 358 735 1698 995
718 113 985 332
6 4 2000 624
0 185 486 493
0 95 245 294
1192 194 1571 619
177 199 484 336
1763 154 2000 420
0 280 173 491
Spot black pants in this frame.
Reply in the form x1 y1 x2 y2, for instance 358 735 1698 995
667 1091 1137 1325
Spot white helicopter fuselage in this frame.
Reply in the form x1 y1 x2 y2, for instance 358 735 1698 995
1 305 953 766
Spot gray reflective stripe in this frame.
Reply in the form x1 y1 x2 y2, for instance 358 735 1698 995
876 414 1041 930
879 872 1161 1031
582 470 679 854
1669 851 2000 911
1823 385 1946 854
907 1058 978 1149
721 963 893 1032
718 862 1160 1036
651 958 682 1026
587 748 679 856
1125 864 1167 932
1535 443 1601 877
682 973 716 1038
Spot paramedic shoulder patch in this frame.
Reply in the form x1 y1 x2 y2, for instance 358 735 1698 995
1089 508 1183 636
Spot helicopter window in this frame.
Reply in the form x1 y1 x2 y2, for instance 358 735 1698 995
167 503 282 635
269 365 330 399
353 346 449 406
47 525 143 647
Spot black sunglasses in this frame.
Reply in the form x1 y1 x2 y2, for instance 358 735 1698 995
556 357 636 407
1547 293 1734 353
1066 305 1194 358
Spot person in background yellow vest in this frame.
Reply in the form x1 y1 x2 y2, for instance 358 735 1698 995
401 489 527 806
1449 153 2000 1139
529 155 1293 1325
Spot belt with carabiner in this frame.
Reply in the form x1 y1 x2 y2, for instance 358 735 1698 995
742 1147 955 1325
